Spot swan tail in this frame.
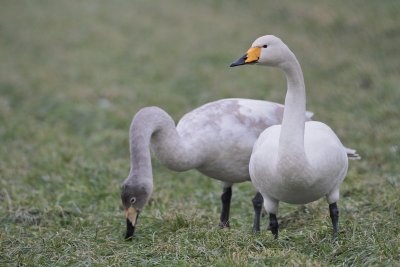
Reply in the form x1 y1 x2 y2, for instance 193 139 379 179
345 147 361 160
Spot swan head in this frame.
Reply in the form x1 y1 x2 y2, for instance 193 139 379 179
121 178 153 240
230 35 293 68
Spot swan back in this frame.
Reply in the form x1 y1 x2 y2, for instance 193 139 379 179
176 99 289 182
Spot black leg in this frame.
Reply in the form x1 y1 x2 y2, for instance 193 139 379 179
268 213 279 239
219 187 232 228
329 202 339 238
252 192 263 233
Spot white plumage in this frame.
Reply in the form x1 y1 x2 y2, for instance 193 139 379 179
231 35 349 238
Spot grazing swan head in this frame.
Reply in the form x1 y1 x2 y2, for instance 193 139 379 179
121 178 153 238
230 35 294 68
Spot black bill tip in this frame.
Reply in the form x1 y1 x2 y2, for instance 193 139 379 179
125 218 135 240
230 54 247 67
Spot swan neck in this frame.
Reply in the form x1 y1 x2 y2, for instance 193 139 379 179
128 108 196 185
278 57 307 164
128 112 154 183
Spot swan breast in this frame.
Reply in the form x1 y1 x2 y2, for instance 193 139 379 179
250 122 348 204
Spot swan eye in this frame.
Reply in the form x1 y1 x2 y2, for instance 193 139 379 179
262 45 268 48
130 197 136 204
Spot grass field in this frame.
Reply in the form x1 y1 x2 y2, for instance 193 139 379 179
1 0 399 266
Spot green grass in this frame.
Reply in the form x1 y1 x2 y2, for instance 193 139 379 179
1 0 399 265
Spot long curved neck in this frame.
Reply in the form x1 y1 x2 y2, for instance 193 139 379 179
128 108 155 181
127 107 197 185
278 55 307 168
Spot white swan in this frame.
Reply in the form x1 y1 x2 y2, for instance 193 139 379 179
231 35 349 238
121 99 315 239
